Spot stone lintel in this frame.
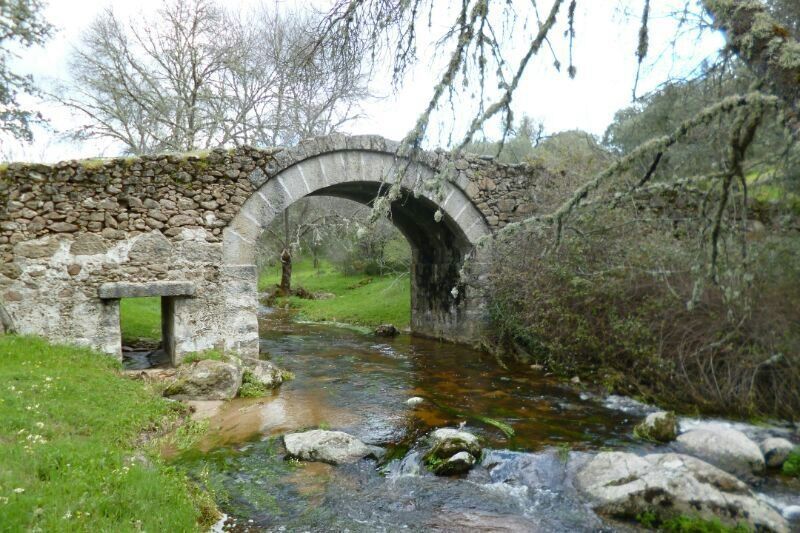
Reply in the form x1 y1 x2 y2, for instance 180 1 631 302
98 281 196 299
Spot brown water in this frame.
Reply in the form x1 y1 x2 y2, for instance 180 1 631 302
173 309 656 532
198 310 636 453
176 309 797 532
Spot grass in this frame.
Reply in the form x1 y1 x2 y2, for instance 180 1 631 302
0 335 212 531
259 259 410 328
120 297 161 344
115 259 411 341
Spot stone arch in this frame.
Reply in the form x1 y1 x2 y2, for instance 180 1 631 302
220 135 491 357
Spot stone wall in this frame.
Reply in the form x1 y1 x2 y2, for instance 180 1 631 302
0 135 551 359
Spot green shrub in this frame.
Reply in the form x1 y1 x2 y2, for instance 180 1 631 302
487 208 800 418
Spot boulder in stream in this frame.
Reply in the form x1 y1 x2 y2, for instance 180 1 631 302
283 430 383 465
760 437 795 468
374 324 399 337
163 359 243 400
633 411 678 443
676 427 765 478
241 357 292 390
577 451 788 532
423 428 482 476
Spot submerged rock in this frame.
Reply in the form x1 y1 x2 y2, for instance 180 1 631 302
676 427 765 478
374 324 399 337
423 428 482 476
577 451 788 532
633 411 678 443
760 438 795 468
283 430 382 465
163 359 242 400
406 396 424 407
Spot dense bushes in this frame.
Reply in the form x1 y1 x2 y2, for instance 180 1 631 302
486 211 800 419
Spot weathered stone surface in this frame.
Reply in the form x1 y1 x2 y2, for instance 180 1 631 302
633 411 678 443
50 222 79 232
283 430 382 465
0 263 21 279
70 234 107 256
760 438 795 468
128 231 172 262
577 451 788 532
98 281 196 299
163 360 243 400
13 238 60 259
676 427 765 478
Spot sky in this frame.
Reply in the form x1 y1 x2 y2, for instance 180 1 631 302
2 0 725 162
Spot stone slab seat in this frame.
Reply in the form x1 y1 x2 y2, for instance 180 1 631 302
97 281 197 299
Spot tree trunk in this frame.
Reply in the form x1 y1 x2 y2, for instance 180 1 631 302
279 248 292 295
702 0 800 134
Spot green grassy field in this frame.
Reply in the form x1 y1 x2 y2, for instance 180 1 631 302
0 335 209 531
259 259 411 328
120 297 161 343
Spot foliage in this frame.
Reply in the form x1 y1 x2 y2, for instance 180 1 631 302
119 297 161 344
260 259 410 328
782 448 800 477
487 206 800 419
0 335 210 531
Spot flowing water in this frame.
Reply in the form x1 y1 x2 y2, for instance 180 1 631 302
173 309 799 532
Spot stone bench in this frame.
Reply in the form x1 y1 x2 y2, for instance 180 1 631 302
98 281 196 299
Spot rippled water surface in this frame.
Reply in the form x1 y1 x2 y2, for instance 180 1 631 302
174 310 796 532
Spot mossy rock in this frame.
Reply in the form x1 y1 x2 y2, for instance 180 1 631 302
422 428 482 475
634 411 679 443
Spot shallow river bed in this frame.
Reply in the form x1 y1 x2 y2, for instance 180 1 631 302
170 310 799 532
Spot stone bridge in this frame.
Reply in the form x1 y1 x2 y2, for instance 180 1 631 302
0 134 548 362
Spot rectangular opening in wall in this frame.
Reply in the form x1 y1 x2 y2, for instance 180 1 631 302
119 296 172 369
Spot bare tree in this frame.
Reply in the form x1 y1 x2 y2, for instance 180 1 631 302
57 0 369 154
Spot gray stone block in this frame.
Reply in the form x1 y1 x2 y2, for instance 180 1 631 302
98 281 196 299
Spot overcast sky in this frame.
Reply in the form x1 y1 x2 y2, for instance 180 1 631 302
3 0 724 162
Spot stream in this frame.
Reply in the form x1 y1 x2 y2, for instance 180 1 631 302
164 308 800 532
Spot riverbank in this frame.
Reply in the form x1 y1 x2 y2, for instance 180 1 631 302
258 259 410 328
0 335 214 531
